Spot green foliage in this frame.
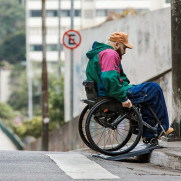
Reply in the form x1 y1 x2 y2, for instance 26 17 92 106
0 0 65 140
14 117 42 139
0 102 17 129
14 115 60 139
49 75 64 124
8 63 28 116
23 117 42 138
0 0 25 64
0 102 15 120
8 63 43 117
8 62 65 139
13 124 27 139
0 0 25 38
0 32 26 64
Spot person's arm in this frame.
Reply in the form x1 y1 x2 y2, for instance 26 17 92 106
100 50 128 102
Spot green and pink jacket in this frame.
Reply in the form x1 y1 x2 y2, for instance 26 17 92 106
86 41 133 102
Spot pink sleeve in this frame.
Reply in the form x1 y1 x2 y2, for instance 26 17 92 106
99 49 120 73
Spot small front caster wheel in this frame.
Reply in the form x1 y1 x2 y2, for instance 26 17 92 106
150 138 158 146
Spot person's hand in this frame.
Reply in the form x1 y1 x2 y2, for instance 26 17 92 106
122 99 132 108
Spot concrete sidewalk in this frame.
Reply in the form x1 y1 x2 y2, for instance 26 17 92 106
149 140 181 171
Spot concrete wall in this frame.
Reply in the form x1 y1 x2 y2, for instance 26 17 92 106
65 7 172 123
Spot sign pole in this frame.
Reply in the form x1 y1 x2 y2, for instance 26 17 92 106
57 0 61 95
69 0 74 150
41 0 49 151
26 0 33 119
62 31 81 151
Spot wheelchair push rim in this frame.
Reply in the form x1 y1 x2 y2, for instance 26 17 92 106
85 99 143 156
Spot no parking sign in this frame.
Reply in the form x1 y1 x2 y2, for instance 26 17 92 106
63 30 81 49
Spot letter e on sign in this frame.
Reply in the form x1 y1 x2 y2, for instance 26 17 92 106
63 30 81 49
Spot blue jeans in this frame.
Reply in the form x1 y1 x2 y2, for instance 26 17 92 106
127 82 169 141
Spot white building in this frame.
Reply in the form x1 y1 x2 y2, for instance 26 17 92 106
26 0 170 64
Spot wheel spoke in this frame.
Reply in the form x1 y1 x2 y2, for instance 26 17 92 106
86 102 143 156
91 128 103 138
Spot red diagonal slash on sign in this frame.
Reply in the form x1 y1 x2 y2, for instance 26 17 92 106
65 32 78 46
63 30 81 49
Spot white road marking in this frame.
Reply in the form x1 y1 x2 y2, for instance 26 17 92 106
47 153 119 180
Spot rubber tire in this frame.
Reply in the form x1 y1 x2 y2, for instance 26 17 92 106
78 105 95 150
86 99 143 156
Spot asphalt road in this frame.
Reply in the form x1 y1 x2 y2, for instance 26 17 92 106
0 150 181 181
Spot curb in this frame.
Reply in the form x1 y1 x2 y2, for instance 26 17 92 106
149 141 181 171
149 150 181 170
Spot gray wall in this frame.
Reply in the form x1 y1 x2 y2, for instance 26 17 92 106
64 7 172 123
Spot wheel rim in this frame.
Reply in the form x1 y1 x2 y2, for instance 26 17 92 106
86 100 143 156
89 115 132 151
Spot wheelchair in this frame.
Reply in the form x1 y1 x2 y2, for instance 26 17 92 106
78 81 167 156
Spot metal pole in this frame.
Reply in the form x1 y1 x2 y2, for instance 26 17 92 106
69 0 74 150
0 68 1 101
26 0 33 119
171 0 181 139
41 0 49 151
57 0 61 94
55 0 62 128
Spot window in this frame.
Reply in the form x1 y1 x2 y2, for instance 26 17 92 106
166 0 170 3
30 9 81 17
47 10 58 17
30 10 41 17
108 9 123 14
47 44 58 51
75 10 81 17
61 10 70 17
30 44 62 51
96 9 108 17
61 10 81 17
30 44 42 51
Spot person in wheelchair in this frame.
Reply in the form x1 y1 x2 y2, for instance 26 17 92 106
85 31 174 142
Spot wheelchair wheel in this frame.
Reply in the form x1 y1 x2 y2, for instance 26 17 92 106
78 105 95 150
85 99 143 156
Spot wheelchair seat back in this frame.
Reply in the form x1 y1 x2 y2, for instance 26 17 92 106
83 81 98 100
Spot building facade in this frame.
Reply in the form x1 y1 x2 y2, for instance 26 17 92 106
26 0 170 119
27 0 164 63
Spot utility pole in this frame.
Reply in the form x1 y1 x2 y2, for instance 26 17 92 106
69 0 74 150
57 0 61 94
171 0 181 139
41 0 49 151
56 0 62 127
26 0 33 120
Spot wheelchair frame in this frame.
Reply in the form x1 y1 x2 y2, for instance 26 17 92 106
78 81 167 156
